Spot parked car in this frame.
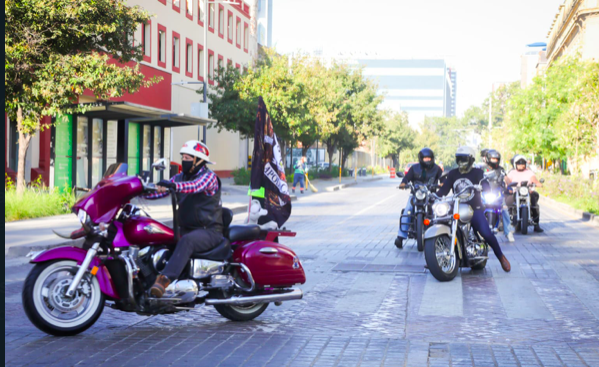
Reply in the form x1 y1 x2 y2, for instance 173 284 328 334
317 162 330 169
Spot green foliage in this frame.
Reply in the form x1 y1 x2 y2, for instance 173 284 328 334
231 167 252 186
538 172 599 215
506 56 599 173
378 112 415 167
205 49 384 172
5 177 76 222
5 0 161 193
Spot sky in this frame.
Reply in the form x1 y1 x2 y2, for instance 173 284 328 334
271 0 565 118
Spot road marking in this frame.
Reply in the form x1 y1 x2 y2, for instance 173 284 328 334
494 278 554 320
418 273 463 317
336 192 400 225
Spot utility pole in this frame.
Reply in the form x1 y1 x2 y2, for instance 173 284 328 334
488 92 492 148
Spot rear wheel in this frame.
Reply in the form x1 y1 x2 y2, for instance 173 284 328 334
521 207 529 235
214 301 269 322
22 260 104 336
424 235 459 282
416 213 424 252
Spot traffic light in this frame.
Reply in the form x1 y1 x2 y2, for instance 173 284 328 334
248 155 252 169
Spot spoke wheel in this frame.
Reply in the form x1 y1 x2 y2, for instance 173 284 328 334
22 260 104 336
424 235 459 282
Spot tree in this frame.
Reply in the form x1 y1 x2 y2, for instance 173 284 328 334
5 0 160 194
378 112 415 169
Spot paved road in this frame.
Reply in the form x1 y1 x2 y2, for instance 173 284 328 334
5 179 599 366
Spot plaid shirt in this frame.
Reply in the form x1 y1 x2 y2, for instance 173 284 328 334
145 167 219 200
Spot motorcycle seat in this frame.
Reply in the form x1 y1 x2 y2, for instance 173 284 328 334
191 237 232 261
226 225 261 242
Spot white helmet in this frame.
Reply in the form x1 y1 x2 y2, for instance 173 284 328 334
179 140 215 164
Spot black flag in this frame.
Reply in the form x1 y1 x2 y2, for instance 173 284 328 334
250 97 291 227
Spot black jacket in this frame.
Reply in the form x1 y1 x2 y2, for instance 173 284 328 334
401 163 443 187
174 173 224 233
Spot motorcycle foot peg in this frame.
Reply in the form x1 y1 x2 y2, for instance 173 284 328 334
274 301 283 306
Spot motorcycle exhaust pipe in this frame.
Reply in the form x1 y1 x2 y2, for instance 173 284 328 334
205 288 303 306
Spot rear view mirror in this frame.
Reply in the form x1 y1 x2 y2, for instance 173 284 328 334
152 158 167 171
540 178 545 184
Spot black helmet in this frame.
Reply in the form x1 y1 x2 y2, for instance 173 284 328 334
487 149 501 169
418 148 435 169
480 148 489 163
456 146 476 173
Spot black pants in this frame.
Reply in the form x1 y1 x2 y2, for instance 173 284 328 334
162 228 223 280
471 209 504 259
505 191 540 223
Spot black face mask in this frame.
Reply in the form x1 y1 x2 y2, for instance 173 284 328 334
182 160 194 174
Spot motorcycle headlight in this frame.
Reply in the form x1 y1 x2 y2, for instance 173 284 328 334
77 209 88 225
518 187 529 196
415 189 426 201
483 193 498 204
433 202 450 217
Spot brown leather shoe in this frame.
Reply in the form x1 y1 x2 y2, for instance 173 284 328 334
499 255 511 272
150 275 171 298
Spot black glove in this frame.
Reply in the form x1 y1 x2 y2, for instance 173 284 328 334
157 180 176 190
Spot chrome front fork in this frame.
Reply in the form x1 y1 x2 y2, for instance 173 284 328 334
66 242 100 297
516 192 521 221
449 199 461 259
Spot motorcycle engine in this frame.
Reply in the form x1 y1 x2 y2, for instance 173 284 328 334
137 247 170 290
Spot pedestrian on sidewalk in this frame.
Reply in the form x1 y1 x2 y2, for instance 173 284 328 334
292 156 307 194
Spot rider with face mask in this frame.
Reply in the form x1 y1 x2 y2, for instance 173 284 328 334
396 148 443 249
435 146 511 272
144 140 224 298
477 148 490 172
505 155 544 233
485 150 515 242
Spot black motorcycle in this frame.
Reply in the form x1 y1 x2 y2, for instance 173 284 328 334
507 179 544 235
398 182 437 251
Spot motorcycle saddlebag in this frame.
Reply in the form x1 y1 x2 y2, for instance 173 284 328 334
233 241 306 288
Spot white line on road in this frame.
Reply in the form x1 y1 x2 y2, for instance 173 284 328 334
336 192 401 226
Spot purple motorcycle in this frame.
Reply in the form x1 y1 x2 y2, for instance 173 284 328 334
22 161 306 336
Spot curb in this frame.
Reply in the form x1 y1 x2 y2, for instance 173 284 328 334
5 196 299 258
325 177 384 192
539 194 599 228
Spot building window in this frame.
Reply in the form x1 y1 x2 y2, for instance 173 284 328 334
218 56 223 74
172 33 180 72
186 39 193 77
218 6 224 38
198 45 204 81
173 0 180 12
227 11 233 43
208 52 214 83
142 22 151 61
158 25 166 68
186 0 193 18
236 17 241 48
198 0 204 25
209 3 215 31
244 23 248 52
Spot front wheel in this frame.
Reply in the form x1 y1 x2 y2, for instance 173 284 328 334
424 235 459 282
416 213 424 252
521 207 529 235
22 260 105 336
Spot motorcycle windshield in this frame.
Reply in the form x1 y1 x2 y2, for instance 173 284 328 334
72 173 144 224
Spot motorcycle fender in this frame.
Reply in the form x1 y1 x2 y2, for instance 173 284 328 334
424 224 451 240
30 246 120 300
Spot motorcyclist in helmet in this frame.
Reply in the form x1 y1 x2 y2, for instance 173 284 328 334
396 148 443 248
477 148 490 172
505 155 544 233
144 140 225 298
485 150 515 242
435 146 511 272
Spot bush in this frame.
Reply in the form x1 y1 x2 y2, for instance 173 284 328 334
537 172 599 215
5 175 76 222
231 168 251 186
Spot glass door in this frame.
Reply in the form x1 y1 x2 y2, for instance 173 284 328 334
76 116 89 188
91 118 104 186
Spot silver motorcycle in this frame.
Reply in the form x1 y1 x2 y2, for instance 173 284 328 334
424 184 489 282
